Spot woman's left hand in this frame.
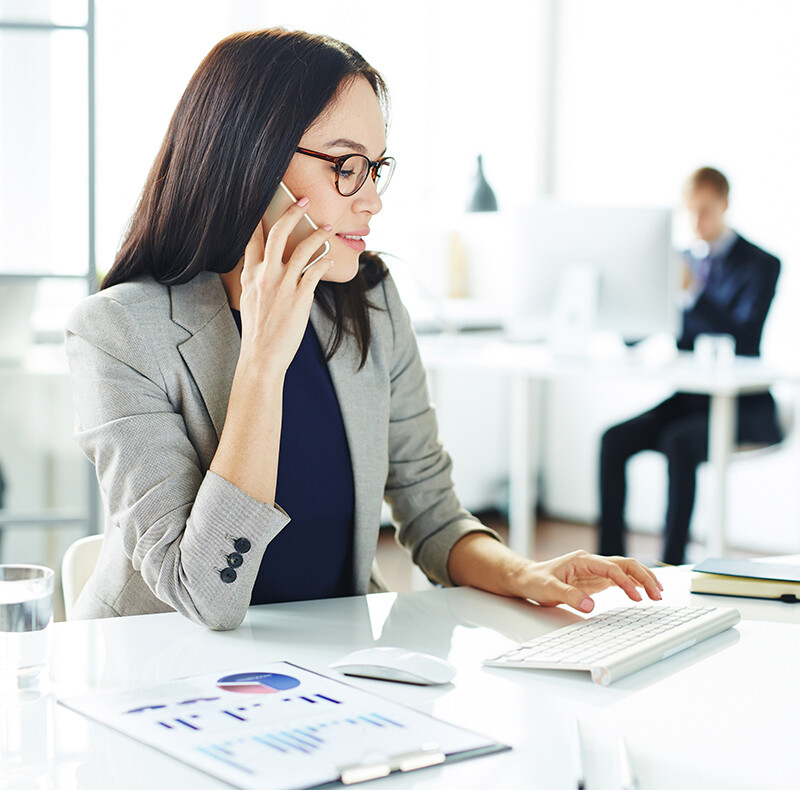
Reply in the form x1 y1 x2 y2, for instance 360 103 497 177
511 550 664 613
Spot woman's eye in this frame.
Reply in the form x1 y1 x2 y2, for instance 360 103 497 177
339 169 355 179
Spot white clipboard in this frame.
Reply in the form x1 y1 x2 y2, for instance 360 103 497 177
59 662 509 790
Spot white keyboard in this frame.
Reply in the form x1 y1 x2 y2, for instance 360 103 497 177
484 605 741 686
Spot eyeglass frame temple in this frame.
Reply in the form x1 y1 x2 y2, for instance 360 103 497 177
294 147 396 195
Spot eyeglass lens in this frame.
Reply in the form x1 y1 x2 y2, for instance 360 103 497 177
337 155 395 197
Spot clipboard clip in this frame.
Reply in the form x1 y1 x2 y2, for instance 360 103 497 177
339 744 446 785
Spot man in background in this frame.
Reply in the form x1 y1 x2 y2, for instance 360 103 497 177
598 166 782 565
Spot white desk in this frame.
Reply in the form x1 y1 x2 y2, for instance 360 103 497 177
418 334 798 559
4 561 800 790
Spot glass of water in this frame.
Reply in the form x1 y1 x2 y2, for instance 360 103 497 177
0 564 55 698
694 332 736 367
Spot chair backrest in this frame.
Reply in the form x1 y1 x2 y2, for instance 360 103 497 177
734 385 797 459
61 533 104 619
775 388 796 439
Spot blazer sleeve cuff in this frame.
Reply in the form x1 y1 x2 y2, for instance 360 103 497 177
184 470 291 552
162 471 293 630
414 520 503 588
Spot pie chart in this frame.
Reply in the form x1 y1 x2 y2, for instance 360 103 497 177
216 672 301 695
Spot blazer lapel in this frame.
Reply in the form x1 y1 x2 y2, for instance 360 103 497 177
171 271 241 440
310 302 385 593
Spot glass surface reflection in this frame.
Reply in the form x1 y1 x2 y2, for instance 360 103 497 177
0 693 56 789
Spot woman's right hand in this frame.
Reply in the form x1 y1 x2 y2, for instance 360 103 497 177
237 197 336 374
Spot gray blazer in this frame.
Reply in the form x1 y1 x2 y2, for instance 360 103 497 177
65 270 498 629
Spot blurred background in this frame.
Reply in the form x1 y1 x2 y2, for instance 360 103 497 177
2 0 799 614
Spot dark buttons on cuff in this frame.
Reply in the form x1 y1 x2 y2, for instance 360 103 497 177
233 538 251 554
220 567 237 584
227 552 243 569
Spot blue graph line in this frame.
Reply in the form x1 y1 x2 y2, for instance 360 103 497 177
315 694 342 704
359 715 383 727
297 727 325 744
254 735 287 754
196 745 255 774
371 713 404 728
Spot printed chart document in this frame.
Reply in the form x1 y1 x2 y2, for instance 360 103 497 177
59 662 508 790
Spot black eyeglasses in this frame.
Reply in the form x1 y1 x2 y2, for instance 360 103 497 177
295 147 396 197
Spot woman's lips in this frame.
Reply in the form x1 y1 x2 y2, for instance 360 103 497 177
335 233 367 253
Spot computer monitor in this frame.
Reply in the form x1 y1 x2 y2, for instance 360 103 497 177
508 203 678 343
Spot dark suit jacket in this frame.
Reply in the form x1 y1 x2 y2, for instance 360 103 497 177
678 233 782 444
678 233 780 357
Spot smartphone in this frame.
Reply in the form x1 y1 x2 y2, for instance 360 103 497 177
262 181 331 271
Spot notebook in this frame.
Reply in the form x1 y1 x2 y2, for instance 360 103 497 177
690 558 800 602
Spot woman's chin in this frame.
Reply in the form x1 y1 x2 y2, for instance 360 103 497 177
321 256 360 283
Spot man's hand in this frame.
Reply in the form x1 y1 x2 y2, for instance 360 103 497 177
680 260 696 292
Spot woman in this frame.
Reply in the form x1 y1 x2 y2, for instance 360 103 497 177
66 28 662 630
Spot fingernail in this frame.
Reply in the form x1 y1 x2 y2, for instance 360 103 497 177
297 197 309 207
322 224 333 231
579 597 593 613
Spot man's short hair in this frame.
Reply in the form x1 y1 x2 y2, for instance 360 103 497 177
684 166 729 199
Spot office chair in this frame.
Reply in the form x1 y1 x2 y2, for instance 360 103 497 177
733 385 796 459
61 533 104 619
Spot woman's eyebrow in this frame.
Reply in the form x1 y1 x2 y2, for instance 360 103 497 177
325 138 388 157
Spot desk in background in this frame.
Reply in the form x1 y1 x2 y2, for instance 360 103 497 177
4 559 800 790
418 334 800 559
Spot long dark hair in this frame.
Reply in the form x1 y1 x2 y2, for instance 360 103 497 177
102 28 389 367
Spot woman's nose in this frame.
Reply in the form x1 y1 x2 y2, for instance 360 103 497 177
352 177 383 215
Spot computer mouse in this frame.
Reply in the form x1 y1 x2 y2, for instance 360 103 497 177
330 646 456 686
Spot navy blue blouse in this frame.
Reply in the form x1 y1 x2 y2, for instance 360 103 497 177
230 309 355 604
